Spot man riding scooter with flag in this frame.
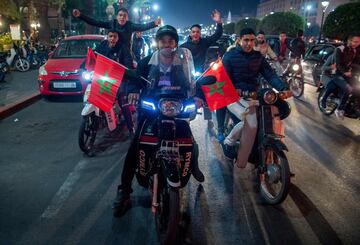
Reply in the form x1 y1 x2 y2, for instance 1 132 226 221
84 29 135 134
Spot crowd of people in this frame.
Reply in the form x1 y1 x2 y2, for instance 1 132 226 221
71 6 360 217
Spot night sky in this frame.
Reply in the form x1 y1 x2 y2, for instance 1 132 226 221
153 0 260 28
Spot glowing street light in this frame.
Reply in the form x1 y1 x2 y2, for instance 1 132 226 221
306 5 312 11
133 7 139 13
153 3 159 11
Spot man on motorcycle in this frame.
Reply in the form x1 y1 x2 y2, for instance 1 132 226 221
180 10 224 139
113 25 205 217
220 28 289 164
320 34 360 119
273 32 291 64
72 8 161 49
254 31 277 60
90 29 134 133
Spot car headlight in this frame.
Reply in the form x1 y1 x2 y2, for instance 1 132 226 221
39 65 47 75
160 100 183 117
292 64 300 71
263 90 277 104
82 71 94 82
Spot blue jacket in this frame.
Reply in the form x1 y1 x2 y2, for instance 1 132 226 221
222 45 288 92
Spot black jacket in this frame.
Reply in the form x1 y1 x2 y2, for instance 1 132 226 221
335 45 357 77
95 40 133 68
78 14 157 48
222 45 288 92
289 37 306 59
273 38 291 57
180 23 223 71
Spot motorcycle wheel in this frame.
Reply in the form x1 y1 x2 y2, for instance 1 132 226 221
15 58 30 72
317 88 338 116
155 186 180 245
78 114 98 156
259 147 290 205
288 76 304 98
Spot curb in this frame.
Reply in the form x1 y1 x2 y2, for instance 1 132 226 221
0 92 42 120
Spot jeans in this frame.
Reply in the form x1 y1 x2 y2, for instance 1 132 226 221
322 76 352 110
224 98 258 168
216 107 227 133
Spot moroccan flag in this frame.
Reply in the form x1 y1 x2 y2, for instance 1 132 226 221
88 54 125 112
85 48 96 70
201 60 240 111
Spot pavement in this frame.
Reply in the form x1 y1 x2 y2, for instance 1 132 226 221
0 69 41 120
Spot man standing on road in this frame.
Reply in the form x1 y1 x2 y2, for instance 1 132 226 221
181 10 225 140
72 8 161 49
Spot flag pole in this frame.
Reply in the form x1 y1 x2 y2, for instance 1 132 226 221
94 51 151 85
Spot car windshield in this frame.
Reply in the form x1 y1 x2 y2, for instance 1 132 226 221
52 39 101 58
306 45 335 61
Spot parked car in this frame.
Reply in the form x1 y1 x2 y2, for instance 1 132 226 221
38 35 104 96
301 42 342 86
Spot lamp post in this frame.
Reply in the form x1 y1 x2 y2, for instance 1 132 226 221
319 1 329 43
304 4 312 30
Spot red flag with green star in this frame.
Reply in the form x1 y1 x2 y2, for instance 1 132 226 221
88 54 125 112
201 60 240 111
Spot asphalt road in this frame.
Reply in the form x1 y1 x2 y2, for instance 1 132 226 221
0 84 359 245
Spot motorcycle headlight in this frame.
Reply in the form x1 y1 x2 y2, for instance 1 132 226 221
141 100 156 111
183 103 196 113
292 64 300 72
263 90 277 104
160 100 183 117
82 71 93 82
39 65 47 75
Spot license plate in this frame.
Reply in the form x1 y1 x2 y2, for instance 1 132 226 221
53 82 76 88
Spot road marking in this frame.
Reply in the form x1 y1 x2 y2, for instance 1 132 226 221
41 159 89 219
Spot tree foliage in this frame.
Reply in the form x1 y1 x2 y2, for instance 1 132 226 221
0 0 20 21
235 18 260 35
258 12 304 37
223 23 235 34
323 2 360 40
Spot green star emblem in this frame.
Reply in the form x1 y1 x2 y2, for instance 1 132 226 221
96 71 116 96
207 81 225 96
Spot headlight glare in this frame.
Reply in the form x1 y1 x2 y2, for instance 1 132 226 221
292 64 300 71
82 71 93 82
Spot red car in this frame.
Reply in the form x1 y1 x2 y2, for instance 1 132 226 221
38 35 105 96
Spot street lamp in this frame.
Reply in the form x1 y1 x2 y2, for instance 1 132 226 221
319 1 329 42
153 4 159 11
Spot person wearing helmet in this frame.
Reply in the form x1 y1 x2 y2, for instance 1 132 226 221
113 25 205 218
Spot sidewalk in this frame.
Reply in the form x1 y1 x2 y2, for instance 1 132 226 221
0 70 41 119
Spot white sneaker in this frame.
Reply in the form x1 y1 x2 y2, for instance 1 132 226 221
334 109 345 120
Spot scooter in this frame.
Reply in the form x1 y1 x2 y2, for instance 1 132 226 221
2 43 30 72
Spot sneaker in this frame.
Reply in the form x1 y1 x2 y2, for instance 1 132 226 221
113 188 131 218
217 132 225 142
221 143 237 160
334 109 345 120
